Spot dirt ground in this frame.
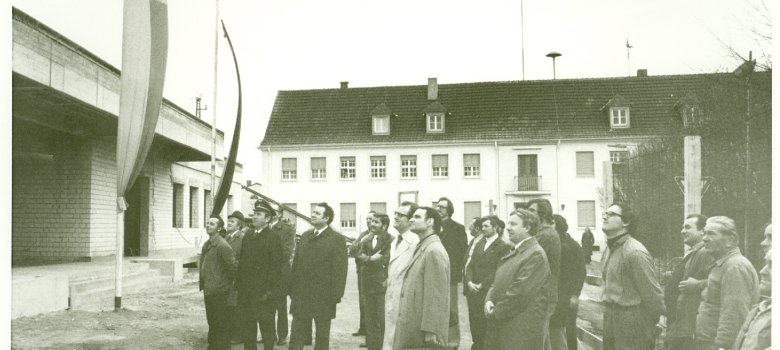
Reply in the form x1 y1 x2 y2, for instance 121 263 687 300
11 262 476 350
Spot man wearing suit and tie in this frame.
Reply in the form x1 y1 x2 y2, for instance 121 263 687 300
383 201 420 350
356 213 393 350
484 209 552 350
288 202 348 350
435 197 468 349
464 215 512 350
236 200 284 350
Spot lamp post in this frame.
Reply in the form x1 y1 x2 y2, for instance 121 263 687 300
546 51 561 79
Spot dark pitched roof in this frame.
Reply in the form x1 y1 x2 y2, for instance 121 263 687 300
260 73 749 147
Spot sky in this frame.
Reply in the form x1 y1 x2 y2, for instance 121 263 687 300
7 0 773 183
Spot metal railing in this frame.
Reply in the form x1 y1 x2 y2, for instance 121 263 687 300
515 175 542 191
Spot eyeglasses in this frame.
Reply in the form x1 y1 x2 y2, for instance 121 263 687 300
603 211 623 219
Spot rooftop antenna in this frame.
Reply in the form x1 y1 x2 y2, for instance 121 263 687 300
626 39 633 76
195 93 208 119
546 51 561 79
520 0 526 80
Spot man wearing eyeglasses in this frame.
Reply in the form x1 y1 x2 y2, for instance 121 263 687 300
383 201 420 350
600 202 664 350
435 197 468 349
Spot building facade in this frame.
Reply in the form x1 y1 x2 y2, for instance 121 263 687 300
260 75 711 245
11 8 246 264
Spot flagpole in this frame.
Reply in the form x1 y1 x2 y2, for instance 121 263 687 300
211 0 220 207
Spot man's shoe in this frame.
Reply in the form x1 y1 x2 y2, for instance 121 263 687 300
352 330 366 336
230 339 241 345
359 344 368 348
276 337 288 345
256 339 263 344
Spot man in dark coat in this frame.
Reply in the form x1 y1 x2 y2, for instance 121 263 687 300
551 214 586 350
356 213 393 350
435 197 468 348
581 227 595 264
288 202 348 350
269 205 296 346
348 211 375 339
528 198 561 349
236 200 284 350
464 215 512 350
484 209 551 350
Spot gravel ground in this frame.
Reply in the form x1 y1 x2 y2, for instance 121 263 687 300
11 261 473 349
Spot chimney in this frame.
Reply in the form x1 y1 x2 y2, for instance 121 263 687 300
340 81 349 90
636 69 648 77
427 77 438 100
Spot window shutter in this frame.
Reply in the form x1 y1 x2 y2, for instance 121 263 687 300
577 201 596 227
311 157 325 169
282 158 297 171
432 154 448 167
464 154 480 167
576 152 594 177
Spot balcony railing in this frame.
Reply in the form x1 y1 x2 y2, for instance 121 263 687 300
515 175 542 191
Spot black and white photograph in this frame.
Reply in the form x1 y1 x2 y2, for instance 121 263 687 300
5 0 775 349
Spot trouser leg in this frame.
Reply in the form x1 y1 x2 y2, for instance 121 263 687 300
204 292 230 350
365 292 385 350
565 308 578 350
466 294 486 350
313 315 332 350
288 315 311 350
257 301 277 350
276 295 289 340
549 324 568 350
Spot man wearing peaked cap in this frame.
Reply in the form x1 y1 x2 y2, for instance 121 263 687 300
236 200 284 350
225 210 247 344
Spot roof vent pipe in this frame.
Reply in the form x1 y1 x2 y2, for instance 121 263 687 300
340 81 349 89
637 69 648 77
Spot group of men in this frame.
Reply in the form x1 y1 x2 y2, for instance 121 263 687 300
199 200 348 350
600 203 771 350
199 195 771 350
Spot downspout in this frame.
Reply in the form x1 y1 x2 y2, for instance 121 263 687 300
494 141 500 215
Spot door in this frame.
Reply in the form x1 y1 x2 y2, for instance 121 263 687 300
124 176 150 256
517 155 538 190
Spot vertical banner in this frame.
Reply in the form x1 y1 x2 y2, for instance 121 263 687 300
210 20 242 217
115 0 168 310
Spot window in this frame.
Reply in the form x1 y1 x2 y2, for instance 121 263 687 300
464 154 480 177
682 105 699 127
203 189 212 226
463 201 482 226
282 158 297 180
401 155 417 178
426 113 445 133
372 116 390 135
432 154 448 178
576 151 595 177
370 156 386 179
340 156 356 179
226 195 234 214
189 187 199 228
610 107 630 128
311 157 326 180
610 151 629 164
340 203 356 229
577 201 596 227
370 202 387 214
173 183 184 228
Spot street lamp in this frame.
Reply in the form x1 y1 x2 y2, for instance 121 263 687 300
546 51 561 79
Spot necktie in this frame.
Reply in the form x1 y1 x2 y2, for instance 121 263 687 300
372 236 378 250
395 234 403 248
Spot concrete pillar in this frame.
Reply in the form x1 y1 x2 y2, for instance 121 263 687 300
683 136 702 217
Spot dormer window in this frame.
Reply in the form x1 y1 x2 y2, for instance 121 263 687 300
675 93 702 129
423 101 448 133
370 103 392 135
610 107 630 128
603 94 631 129
427 113 445 133
372 115 390 135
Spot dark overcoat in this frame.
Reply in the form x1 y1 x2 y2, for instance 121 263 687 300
236 226 284 306
289 227 348 319
485 237 551 350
